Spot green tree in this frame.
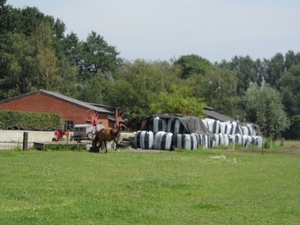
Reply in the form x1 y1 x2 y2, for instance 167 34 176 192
278 64 300 139
282 115 300 140
279 64 300 117
0 32 36 99
186 67 238 118
32 21 61 90
78 31 121 83
62 32 81 67
150 84 206 118
76 73 109 103
219 56 261 97
284 50 300 72
105 59 181 129
264 53 285 89
0 0 15 43
243 83 289 138
174 54 212 79
57 57 79 98
50 18 66 60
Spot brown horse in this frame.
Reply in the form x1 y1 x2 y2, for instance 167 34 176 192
92 128 121 153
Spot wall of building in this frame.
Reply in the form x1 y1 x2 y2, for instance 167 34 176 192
0 93 111 129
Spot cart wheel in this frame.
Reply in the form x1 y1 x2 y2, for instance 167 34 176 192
87 132 93 140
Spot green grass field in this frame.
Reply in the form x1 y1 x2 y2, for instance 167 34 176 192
1 148 300 225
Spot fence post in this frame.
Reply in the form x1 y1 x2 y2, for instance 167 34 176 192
23 132 28 150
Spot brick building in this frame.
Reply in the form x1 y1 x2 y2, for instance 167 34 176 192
0 89 116 130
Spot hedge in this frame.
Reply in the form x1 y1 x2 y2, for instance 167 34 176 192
0 110 63 130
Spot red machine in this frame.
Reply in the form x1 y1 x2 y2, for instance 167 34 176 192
115 107 128 131
86 107 127 132
53 130 69 141
85 109 100 140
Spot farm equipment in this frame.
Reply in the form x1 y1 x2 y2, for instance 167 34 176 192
52 130 69 141
71 124 104 142
115 107 128 131
71 108 128 143
71 109 105 142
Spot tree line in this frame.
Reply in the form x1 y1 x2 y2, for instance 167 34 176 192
1 0 299 139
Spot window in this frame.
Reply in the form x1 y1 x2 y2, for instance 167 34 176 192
64 121 74 130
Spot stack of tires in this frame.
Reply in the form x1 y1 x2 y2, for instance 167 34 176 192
134 116 212 151
202 118 264 148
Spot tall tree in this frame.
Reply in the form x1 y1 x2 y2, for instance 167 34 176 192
221 55 259 97
174 54 212 79
32 21 61 90
78 31 121 83
15 6 45 36
186 67 238 118
51 18 66 60
150 84 206 118
76 73 108 103
0 32 36 99
285 50 300 71
279 64 300 117
242 83 289 137
57 57 79 98
282 115 300 140
62 32 81 67
264 53 285 89
105 59 180 129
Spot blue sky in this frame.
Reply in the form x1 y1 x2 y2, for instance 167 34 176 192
7 0 300 63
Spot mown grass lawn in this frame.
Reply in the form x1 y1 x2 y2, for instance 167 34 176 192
0 149 300 225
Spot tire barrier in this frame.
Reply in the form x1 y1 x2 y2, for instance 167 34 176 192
172 133 199 150
212 133 230 147
212 133 219 147
134 129 263 150
202 118 220 133
183 134 198 150
224 122 232 135
242 135 250 147
154 131 173 150
201 118 263 148
202 119 259 136
192 133 211 149
148 116 167 134
235 133 243 145
137 117 264 150
222 134 230 147
134 130 154 149
237 123 258 136
227 121 237 135
167 118 187 135
171 134 183 149
255 136 263 148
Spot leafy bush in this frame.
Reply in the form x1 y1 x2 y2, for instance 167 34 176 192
0 110 63 129
44 143 87 151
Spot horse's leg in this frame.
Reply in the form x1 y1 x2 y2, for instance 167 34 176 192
104 141 108 153
113 140 119 151
92 136 98 147
97 141 101 152
114 136 120 151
